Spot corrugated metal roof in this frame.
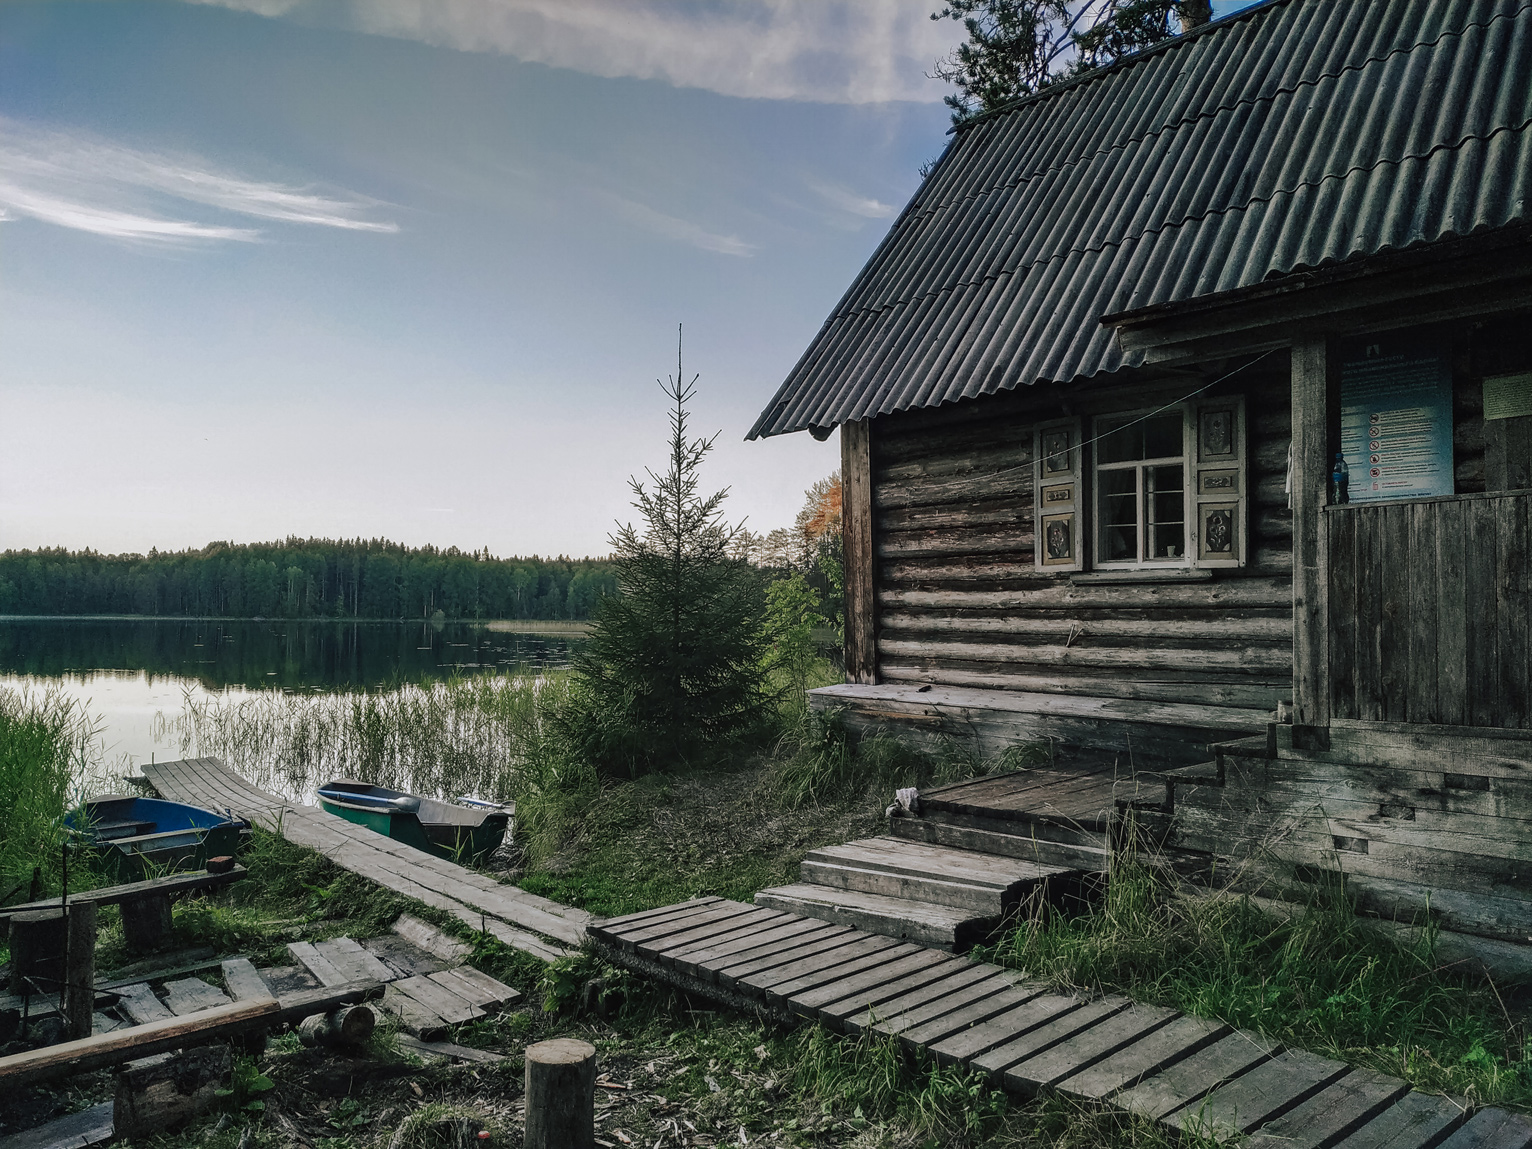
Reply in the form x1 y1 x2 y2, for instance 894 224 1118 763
750 0 1532 439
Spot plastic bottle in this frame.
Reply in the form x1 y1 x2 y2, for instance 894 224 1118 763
1330 452 1350 504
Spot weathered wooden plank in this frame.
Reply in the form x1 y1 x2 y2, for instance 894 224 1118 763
1379 502 1411 722
1498 495 1530 729
387 974 483 1027
432 965 519 1011
220 958 273 1002
1114 1031 1278 1120
0 867 246 921
1467 498 1501 729
1055 1013 1230 1101
1406 501 1438 724
880 612 1292 642
1330 1091 1467 1149
748 938 915 1004
1168 1047 1349 1139
1003 1003 1180 1097
853 972 1020 1037
593 897 723 934
1436 499 1471 725
926 993 1088 1068
711 925 861 988
600 902 757 951
391 913 472 964
644 909 787 963
115 983 174 1025
1243 1068 1410 1149
1327 508 1359 721
877 663 1288 709
790 948 961 1016
894 983 1049 1049
1436 1107 1532 1148
876 525 1034 559
381 982 448 1039
1354 501 1383 721
0 1100 115 1149
1289 337 1333 729
161 977 232 1016
314 938 395 985
845 418 877 685
970 997 1130 1083
669 916 832 979
288 941 347 987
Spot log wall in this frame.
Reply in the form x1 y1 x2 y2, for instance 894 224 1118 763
870 369 1295 711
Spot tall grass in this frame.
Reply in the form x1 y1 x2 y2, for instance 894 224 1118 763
0 686 99 899
157 671 574 806
978 858 1532 1109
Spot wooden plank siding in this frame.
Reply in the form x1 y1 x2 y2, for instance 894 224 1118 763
867 373 1294 710
1325 492 1532 728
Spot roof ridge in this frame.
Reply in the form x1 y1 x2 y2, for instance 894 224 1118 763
827 113 1532 328
913 1 1532 233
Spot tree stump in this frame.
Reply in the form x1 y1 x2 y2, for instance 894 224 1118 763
120 892 174 952
9 909 66 995
113 1045 232 1137
64 901 97 1040
297 1004 375 1047
524 1037 595 1149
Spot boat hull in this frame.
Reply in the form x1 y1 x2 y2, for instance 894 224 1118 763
66 796 247 883
317 780 509 864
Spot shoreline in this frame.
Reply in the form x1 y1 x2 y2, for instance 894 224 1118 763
0 614 593 633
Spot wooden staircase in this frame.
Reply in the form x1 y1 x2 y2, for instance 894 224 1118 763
754 765 1165 950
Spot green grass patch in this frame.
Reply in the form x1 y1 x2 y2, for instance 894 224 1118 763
976 858 1532 1111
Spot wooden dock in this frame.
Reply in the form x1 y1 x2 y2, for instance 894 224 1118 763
590 897 1531 1148
141 758 589 961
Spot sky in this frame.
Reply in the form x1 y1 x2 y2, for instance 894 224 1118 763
0 0 1254 560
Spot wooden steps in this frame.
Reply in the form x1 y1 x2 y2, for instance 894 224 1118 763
589 897 1525 1148
756 835 1077 951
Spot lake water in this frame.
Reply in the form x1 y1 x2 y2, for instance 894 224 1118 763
0 617 585 775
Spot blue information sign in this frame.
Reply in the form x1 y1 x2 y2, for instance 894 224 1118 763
1340 338 1454 502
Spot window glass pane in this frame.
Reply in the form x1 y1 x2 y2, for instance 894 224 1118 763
1101 468 1138 560
1143 414 1183 460
1147 464 1184 559
1097 419 1143 464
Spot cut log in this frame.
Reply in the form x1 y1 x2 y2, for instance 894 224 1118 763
298 1004 374 1048
113 1045 232 1138
9 910 65 995
524 1037 596 1149
119 893 174 953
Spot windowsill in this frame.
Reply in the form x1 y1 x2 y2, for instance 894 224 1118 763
1070 568 1213 585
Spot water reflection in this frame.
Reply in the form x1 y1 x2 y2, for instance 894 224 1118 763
0 618 583 690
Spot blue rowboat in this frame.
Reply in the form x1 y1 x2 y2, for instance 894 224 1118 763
65 795 248 883
316 780 510 864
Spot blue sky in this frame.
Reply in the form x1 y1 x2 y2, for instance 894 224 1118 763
0 0 1253 559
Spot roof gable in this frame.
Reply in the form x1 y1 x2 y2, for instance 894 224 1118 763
752 0 1532 439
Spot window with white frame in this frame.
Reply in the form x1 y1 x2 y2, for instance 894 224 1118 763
1033 399 1246 573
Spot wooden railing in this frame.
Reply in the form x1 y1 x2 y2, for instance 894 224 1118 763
1325 491 1531 728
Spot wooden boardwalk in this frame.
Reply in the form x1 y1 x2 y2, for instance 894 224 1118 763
590 897 1531 1148
141 757 589 961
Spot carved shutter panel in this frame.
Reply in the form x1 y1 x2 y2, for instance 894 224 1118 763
1034 418 1084 572
1190 397 1247 568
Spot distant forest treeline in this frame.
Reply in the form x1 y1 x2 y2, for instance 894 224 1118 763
0 539 619 620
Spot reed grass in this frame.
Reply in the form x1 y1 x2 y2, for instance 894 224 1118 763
156 671 574 807
0 686 100 900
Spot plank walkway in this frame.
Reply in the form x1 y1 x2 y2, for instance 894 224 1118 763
142 757 588 961
590 897 1532 1149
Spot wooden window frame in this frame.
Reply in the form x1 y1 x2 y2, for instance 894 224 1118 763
1035 400 1247 573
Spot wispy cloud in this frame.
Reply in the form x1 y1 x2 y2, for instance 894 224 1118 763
185 0 952 104
808 180 897 220
0 118 398 246
605 193 755 258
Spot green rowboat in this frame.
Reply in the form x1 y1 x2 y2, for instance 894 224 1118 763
316 780 511 864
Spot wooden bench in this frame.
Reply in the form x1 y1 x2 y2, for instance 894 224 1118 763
0 867 247 952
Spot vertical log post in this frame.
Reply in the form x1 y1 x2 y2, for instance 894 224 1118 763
64 900 97 1040
1290 337 1336 746
9 909 66 995
524 1037 595 1149
841 418 877 686
120 892 174 952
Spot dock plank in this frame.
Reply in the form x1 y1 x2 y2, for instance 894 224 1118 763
1056 1013 1229 1101
971 997 1130 1084
889 982 1048 1048
161 977 232 1016
829 963 1000 1030
1166 1047 1346 1138
1330 1092 1466 1149
1244 1068 1411 1149
1115 1031 1279 1120
927 993 1086 1067
1004 1003 1179 1097
220 958 273 1002
114 983 174 1025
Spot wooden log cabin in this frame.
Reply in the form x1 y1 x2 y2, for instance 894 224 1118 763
750 0 1532 949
